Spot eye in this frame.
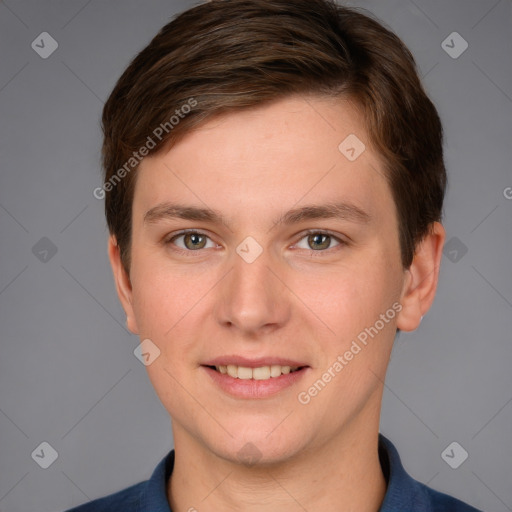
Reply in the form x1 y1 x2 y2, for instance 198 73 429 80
294 231 344 252
167 231 217 251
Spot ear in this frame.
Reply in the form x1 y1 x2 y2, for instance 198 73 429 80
108 235 139 335
396 222 446 332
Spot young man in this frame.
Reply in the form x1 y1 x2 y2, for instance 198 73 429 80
68 0 483 510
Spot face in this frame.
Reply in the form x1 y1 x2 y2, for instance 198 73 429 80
110 95 441 465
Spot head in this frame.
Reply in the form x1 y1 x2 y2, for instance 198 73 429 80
104 0 446 464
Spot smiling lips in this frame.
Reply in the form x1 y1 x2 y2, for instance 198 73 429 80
203 360 309 399
201 357 308 399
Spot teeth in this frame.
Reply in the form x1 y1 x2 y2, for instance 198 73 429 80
237 366 253 379
253 366 270 380
270 365 282 378
216 364 300 379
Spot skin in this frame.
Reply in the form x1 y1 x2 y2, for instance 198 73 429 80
109 94 445 512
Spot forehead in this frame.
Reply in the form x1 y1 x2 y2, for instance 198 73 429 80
133 95 393 226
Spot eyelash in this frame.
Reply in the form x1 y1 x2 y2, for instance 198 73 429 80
164 229 347 256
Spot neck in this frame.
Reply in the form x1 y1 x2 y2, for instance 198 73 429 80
167 416 387 512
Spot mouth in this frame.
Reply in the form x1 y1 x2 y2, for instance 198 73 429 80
201 359 310 399
205 364 305 380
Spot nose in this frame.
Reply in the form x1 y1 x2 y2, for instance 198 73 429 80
214 244 291 336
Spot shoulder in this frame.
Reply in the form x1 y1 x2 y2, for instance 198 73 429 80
63 481 145 512
407 476 482 512
62 449 175 512
428 487 483 511
378 434 484 512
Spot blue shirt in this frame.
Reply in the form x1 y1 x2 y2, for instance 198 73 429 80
65 434 483 511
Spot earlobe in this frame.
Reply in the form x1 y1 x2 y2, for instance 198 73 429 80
396 222 446 332
107 236 139 335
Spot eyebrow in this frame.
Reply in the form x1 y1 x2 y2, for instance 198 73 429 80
143 201 371 228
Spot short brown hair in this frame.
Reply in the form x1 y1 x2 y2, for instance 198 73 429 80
101 0 446 272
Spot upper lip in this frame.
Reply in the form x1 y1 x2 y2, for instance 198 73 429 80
202 356 308 368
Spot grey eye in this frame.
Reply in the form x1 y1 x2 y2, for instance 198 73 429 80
171 232 215 250
295 233 341 251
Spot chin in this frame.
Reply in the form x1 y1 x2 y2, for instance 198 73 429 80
209 424 307 467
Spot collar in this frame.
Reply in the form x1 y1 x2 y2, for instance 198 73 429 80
135 434 473 511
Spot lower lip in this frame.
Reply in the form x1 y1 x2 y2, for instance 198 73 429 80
202 366 309 399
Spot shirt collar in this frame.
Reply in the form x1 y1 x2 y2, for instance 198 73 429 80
378 433 433 511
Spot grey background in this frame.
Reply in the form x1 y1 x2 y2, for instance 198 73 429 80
0 0 511 510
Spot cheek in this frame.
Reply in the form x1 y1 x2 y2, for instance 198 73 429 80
129 267 200 404
128 259 219 372
129 252 197 336
294 259 400 420
293 252 399 342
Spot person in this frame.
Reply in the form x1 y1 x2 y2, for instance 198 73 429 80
67 0 483 510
